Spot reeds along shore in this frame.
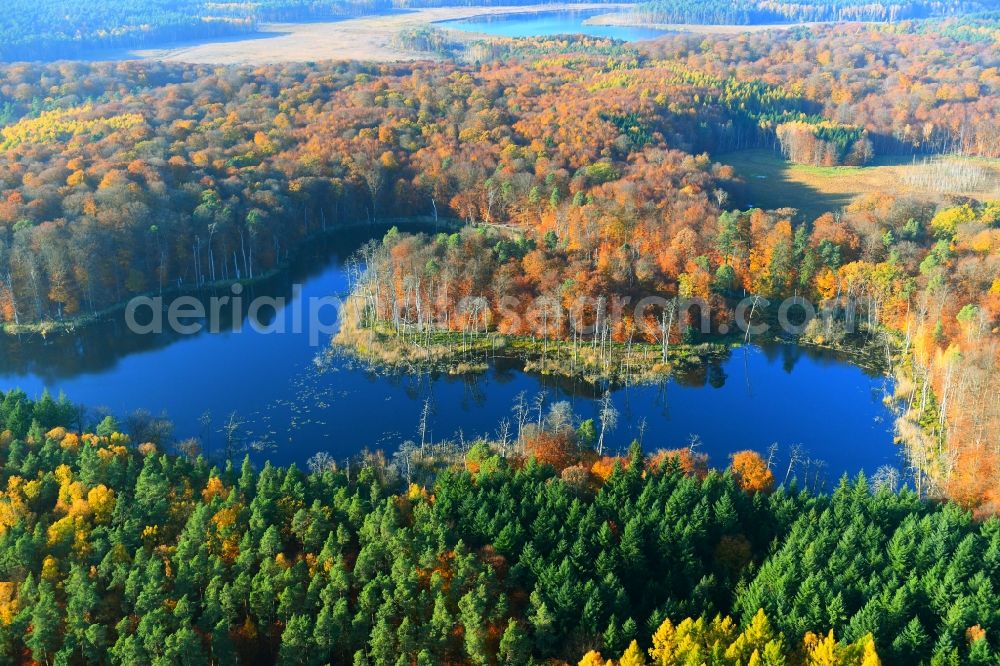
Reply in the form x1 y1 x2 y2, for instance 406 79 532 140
335 290 741 385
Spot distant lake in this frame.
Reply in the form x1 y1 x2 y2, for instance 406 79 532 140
438 9 670 41
0 228 898 484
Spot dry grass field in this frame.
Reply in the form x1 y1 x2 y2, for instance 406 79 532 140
117 4 618 64
718 149 1000 221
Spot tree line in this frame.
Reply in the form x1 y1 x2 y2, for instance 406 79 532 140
0 0 407 61
776 120 873 166
634 0 989 26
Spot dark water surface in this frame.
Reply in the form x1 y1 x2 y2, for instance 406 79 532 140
0 229 898 483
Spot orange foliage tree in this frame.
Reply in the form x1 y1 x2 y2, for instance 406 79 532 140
729 450 775 494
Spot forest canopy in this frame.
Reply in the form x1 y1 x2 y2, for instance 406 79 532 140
0 17 996 326
635 0 992 25
0 389 996 664
0 5 997 665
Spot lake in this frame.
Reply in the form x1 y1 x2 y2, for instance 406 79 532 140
0 228 899 484
438 9 671 41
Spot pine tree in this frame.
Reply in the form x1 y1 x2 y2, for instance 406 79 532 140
211 620 238 666
27 582 61 665
967 635 995 666
368 609 396 666
529 590 558 655
604 615 625 657
498 619 529 666
891 617 929 663
459 586 489 666
279 614 314 665
32 390 60 429
63 564 97 657
95 414 119 438
314 599 341 655
429 591 454 657
163 626 208 666
396 616 416 665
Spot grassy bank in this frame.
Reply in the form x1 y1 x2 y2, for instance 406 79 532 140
334 287 899 389
333 293 735 384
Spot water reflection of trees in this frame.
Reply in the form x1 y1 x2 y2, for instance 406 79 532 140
708 363 727 388
673 363 707 388
459 372 487 409
0 231 372 381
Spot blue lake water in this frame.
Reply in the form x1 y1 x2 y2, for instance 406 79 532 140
438 9 671 41
0 230 898 484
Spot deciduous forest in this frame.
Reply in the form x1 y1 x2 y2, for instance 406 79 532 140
0 18 996 514
0 4 997 666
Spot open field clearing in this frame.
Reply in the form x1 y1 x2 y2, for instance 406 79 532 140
112 4 618 63
718 148 1000 220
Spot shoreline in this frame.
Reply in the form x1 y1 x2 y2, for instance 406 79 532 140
583 12 821 33
332 291 892 386
332 294 734 386
113 4 630 64
0 216 461 339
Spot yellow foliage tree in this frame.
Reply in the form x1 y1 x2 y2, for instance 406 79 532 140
649 614 737 665
202 476 228 502
930 204 977 238
579 650 611 666
47 515 76 548
620 640 648 666
616 611 880 666
804 630 880 666
725 608 785 664
41 555 59 582
87 485 116 523
60 432 81 451
0 582 17 625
